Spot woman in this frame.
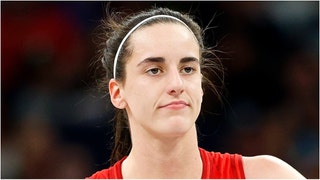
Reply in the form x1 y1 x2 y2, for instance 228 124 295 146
88 7 305 179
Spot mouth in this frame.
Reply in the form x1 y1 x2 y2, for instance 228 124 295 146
159 100 190 110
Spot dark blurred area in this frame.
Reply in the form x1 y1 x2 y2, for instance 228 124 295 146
1 1 318 178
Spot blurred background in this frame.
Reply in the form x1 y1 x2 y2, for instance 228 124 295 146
1 1 318 178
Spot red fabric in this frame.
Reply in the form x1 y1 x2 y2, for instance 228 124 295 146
199 148 245 179
88 157 124 179
87 148 245 179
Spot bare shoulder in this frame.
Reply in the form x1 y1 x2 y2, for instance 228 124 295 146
242 155 306 179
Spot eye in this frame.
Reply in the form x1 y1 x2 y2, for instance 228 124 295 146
146 67 162 75
181 66 195 74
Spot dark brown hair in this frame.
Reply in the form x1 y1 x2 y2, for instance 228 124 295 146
93 6 224 165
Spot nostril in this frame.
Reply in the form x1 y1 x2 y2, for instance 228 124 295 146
168 87 184 96
169 89 176 95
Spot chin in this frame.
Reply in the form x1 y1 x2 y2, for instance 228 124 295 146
157 117 196 137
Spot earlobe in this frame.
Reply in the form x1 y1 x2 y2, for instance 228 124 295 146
109 79 126 109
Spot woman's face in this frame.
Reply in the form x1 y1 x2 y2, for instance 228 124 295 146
119 22 203 138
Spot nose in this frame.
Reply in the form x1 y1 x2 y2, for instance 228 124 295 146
167 68 184 96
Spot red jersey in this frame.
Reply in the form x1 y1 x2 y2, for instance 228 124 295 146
87 148 245 179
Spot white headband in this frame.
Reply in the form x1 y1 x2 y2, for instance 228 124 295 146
113 14 195 79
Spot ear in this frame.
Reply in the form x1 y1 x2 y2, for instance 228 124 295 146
109 79 126 109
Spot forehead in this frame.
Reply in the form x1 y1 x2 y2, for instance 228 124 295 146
128 22 199 55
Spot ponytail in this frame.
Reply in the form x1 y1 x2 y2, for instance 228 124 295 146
110 109 131 165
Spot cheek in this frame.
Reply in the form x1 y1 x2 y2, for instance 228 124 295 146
194 80 204 107
185 78 203 108
197 88 204 104
189 77 203 95
123 78 155 108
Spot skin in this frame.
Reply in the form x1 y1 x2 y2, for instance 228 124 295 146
243 155 306 179
109 22 306 179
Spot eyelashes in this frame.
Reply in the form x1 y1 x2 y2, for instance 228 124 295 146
145 66 197 76
146 67 162 75
181 66 195 74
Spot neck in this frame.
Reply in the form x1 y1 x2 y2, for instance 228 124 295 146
122 124 202 179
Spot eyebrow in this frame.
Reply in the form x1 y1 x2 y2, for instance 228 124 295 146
137 56 199 67
137 57 165 67
180 57 199 64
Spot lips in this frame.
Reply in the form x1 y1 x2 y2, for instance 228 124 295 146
159 100 189 109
